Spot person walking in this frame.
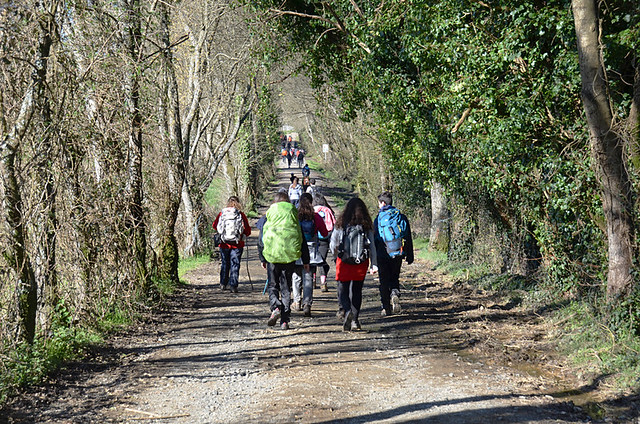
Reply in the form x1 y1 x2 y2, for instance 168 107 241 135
258 191 310 330
313 194 335 292
291 193 328 316
373 191 414 316
212 196 252 293
330 198 378 331
288 176 303 208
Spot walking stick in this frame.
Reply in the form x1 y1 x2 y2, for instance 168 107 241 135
263 277 269 295
245 242 253 291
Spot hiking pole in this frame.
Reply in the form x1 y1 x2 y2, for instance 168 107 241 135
263 277 269 295
245 242 253 291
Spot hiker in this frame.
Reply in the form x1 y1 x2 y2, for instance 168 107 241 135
291 193 328 316
306 178 318 197
212 196 252 293
301 176 311 193
286 148 293 168
288 176 303 208
297 149 305 167
301 163 311 178
330 197 378 331
313 194 335 292
258 191 310 330
373 191 414 316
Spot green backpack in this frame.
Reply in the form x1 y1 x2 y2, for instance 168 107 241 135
262 202 302 264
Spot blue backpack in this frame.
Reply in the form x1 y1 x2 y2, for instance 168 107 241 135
300 219 316 242
377 207 407 257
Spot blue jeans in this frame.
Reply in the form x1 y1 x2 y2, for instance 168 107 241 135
220 247 243 288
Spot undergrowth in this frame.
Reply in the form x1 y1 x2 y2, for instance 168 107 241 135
423 239 640 393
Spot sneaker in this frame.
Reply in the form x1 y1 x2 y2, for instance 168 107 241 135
351 320 361 331
343 310 353 332
336 308 345 321
380 308 390 317
231 286 239 293
220 284 228 291
391 294 401 314
292 300 302 311
303 304 311 317
267 308 281 326
321 283 328 292
281 322 290 330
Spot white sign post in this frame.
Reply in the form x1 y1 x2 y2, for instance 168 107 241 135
322 143 329 161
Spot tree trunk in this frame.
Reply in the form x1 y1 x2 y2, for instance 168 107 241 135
429 181 450 252
157 1 185 286
122 0 150 294
0 88 38 344
572 0 635 300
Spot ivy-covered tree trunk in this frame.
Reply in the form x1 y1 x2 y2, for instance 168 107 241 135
429 181 450 252
572 0 635 300
122 0 150 294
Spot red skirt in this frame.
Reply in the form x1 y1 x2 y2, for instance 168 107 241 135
335 257 369 282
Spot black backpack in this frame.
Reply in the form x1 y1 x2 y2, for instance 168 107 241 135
338 225 369 265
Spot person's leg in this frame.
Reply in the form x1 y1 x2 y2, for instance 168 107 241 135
337 281 351 315
228 247 243 291
219 248 231 289
280 263 295 324
389 257 403 313
351 280 364 329
302 265 315 306
291 266 303 309
377 258 393 314
266 263 282 326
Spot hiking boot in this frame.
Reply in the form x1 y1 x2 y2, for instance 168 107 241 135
351 320 361 331
281 322 290 330
267 308 281 326
292 300 302 311
343 310 353 332
391 294 401 314
336 308 345 321
303 304 311 317
231 286 238 293
321 283 328 292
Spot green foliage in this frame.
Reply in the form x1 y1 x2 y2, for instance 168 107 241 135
557 300 640 390
178 254 210 279
0 301 102 405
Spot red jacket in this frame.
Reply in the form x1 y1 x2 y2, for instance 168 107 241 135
212 210 251 249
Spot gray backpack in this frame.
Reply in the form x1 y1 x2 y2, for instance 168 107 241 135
217 207 244 243
338 225 369 265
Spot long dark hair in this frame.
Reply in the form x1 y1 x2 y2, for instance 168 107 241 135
298 193 315 221
336 197 372 231
313 193 334 214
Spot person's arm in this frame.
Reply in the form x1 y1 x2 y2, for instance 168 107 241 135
300 233 310 267
212 212 221 230
329 228 342 257
314 213 328 238
241 212 251 237
367 229 378 272
403 215 414 264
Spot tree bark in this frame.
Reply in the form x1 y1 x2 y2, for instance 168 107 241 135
122 0 150 294
572 0 635 300
0 88 38 344
429 181 450 252
157 0 185 286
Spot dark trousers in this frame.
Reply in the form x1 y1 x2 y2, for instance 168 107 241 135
267 262 295 323
220 247 243 288
338 280 364 321
378 256 403 312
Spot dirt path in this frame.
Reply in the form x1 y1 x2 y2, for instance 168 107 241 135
2 164 602 423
